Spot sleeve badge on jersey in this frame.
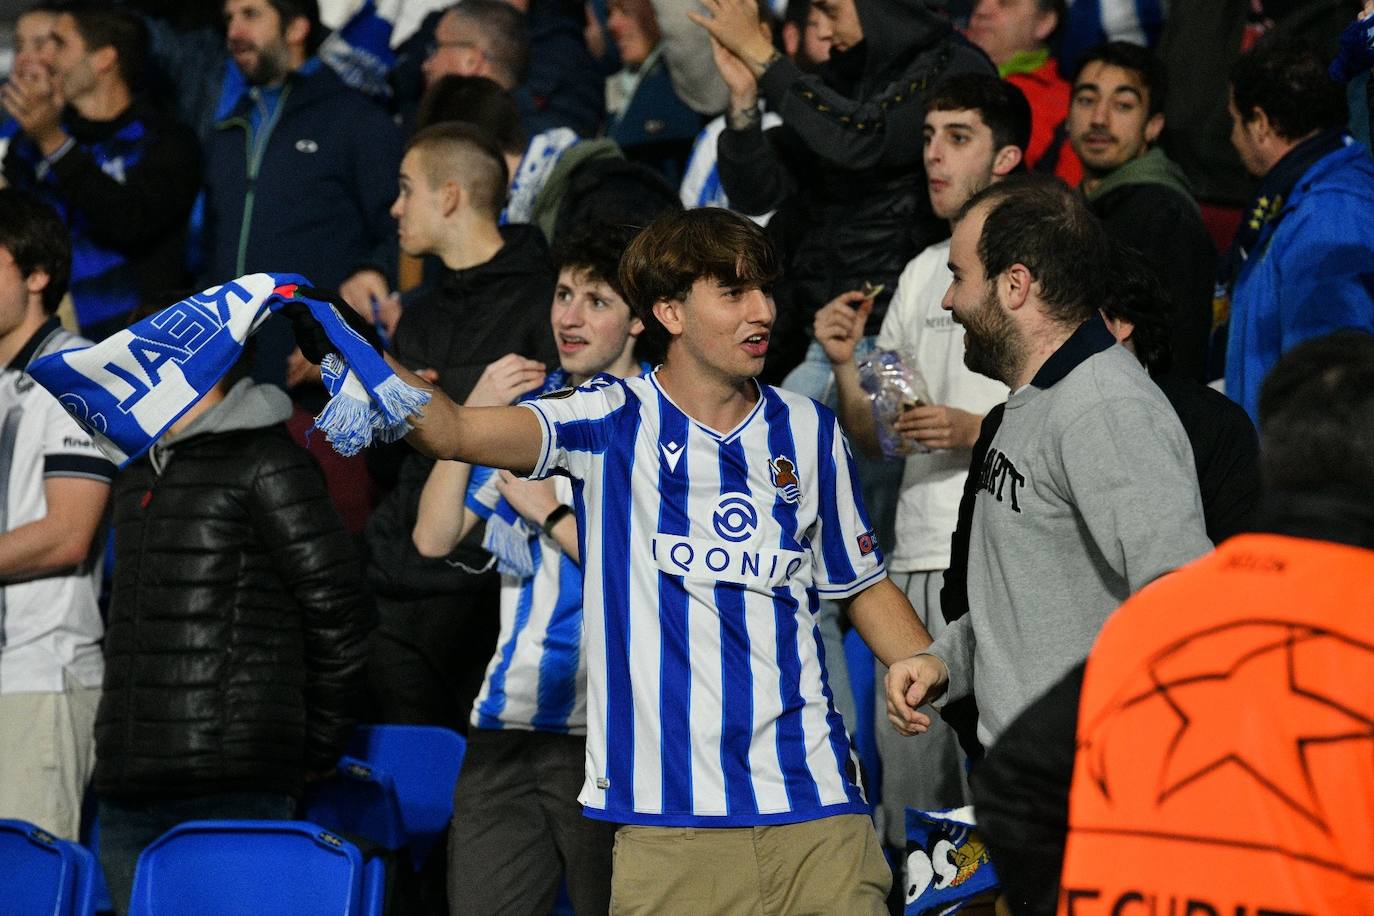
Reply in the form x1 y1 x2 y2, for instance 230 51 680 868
769 455 801 504
538 387 576 400
856 531 877 556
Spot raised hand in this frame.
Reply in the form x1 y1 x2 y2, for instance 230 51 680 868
495 472 562 527
813 290 874 366
465 353 547 408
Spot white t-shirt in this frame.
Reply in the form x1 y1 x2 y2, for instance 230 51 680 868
522 371 883 827
874 240 1009 573
0 320 115 694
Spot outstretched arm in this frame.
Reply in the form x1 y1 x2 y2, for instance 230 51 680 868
386 353 545 474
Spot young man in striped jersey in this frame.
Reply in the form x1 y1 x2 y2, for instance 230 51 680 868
410 222 651 915
293 207 938 911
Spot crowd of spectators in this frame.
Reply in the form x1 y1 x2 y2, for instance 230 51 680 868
1 0 1373 913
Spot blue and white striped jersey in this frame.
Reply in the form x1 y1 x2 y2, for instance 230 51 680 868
466 469 588 734
522 370 886 827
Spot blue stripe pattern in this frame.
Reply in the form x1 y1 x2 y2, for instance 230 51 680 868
599 394 641 813
532 552 583 732
656 398 694 813
716 436 758 817
762 389 819 809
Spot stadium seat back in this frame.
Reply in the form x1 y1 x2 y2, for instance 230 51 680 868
345 725 465 864
302 756 408 851
127 820 370 916
0 819 87 916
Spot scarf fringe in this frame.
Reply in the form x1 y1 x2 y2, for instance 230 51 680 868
372 373 430 441
314 391 376 457
483 514 536 578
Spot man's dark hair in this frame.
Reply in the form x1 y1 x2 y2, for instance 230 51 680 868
266 0 325 54
1101 238 1173 375
445 0 530 89
1257 330 1374 499
417 75 526 156
1230 34 1347 143
0 189 71 314
619 208 781 349
553 220 664 363
957 174 1109 326
1073 40 1167 117
406 121 510 220
63 3 148 91
1038 0 1068 48
926 73 1032 156
552 221 641 303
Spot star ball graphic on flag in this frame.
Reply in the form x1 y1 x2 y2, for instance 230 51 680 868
1077 619 1374 869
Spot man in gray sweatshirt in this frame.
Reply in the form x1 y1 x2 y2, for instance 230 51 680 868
885 175 1212 749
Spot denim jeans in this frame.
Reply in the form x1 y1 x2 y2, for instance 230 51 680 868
98 791 295 915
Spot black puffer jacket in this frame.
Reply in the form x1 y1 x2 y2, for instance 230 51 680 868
94 380 373 801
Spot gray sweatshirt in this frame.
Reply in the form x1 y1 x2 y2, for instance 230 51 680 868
926 319 1212 746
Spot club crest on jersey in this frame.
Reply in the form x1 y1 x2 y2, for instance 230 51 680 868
769 456 801 504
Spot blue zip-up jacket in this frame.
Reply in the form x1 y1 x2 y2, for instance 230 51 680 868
3 101 200 338
1225 140 1374 422
201 64 401 291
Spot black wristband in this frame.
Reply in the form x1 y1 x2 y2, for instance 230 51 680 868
541 504 573 537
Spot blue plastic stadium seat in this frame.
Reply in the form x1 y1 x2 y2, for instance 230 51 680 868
302 756 408 852
0 819 99 916
344 725 465 868
127 820 381 916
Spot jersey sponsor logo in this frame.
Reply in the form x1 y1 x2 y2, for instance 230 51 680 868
712 494 758 542
651 533 808 588
61 436 93 449
976 446 1024 512
539 387 576 400
660 439 684 472
295 138 319 153
769 455 800 504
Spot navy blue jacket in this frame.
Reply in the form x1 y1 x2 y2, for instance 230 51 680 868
201 64 401 291
519 0 606 139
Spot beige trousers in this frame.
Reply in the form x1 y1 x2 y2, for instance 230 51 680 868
610 812 891 915
0 675 100 839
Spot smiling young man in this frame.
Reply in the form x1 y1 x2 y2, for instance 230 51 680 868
883 175 1211 762
1066 40 1215 383
294 207 936 912
813 71 1020 853
411 221 651 916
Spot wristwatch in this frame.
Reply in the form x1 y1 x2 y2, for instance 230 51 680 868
542 504 573 537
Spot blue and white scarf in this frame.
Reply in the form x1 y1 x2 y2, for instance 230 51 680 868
503 128 580 225
477 365 650 577
26 272 430 467
478 367 572 578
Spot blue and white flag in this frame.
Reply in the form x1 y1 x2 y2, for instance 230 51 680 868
26 272 429 467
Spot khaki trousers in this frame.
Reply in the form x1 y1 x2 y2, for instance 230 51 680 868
610 813 891 915
0 675 100 839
